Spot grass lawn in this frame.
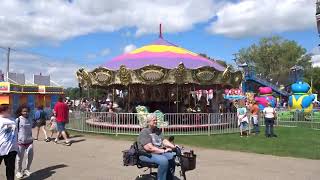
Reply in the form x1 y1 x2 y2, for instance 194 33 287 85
68 126 320 160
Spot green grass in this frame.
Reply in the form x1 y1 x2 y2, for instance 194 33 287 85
68 126 320 160
174 127 320 160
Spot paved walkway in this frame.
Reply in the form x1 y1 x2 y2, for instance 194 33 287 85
1 131 320 180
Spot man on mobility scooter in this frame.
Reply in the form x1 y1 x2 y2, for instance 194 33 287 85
137 113 176 180
122 113 196 180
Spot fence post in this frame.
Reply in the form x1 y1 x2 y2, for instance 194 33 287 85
207 113 210 136
81 112 85 132
115 113 118 136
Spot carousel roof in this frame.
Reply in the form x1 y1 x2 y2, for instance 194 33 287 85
104 38 226 71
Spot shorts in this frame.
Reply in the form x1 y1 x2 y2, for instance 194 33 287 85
56 122 66 132
240 121 249 131
35 119 46 127
251 115 258 125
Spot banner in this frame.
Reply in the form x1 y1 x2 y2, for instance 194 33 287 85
50 95 59 109
0 82 10 93
12 94 20 112
0 95 9 104
27 95 35 111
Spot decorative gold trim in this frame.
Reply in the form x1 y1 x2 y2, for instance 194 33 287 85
119 65 131 85
91 67 113 85
192 66 216 83
136 65 168 83
174 63 186 83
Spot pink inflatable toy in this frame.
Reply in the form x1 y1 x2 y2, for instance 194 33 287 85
254 87 276 110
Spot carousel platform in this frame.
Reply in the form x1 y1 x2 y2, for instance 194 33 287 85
85 118 232 131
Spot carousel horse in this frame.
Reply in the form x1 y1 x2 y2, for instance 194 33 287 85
135 105 168 127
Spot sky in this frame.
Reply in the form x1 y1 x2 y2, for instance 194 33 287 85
0 0 319 87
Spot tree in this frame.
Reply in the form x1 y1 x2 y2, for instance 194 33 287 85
305 67 320 94
199 53 234 69
64 87 107 99
236 36 312 85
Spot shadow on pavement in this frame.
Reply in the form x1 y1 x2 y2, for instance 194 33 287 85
70 138 86 144
24 164 68 180
69 134 84 138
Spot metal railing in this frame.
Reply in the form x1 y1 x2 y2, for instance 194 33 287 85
66 110 320 136
67 112 240 136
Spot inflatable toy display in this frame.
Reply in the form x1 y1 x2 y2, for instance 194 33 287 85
255 87 276 110
288 81 315 113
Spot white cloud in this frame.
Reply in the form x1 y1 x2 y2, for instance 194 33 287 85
312 55 320 67
0 0 217 47
207 0 315 37
123 44 137 53
0 50 97 87
86 48 110 59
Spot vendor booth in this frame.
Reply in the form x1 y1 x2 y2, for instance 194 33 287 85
0 82 64 112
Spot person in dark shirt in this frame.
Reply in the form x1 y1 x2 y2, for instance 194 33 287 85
137 114 176 180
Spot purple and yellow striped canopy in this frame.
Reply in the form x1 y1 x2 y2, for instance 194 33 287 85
104 38 225 71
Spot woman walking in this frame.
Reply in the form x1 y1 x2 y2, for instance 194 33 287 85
15 105 34 179
263 103 277 138
34 105 50 142
0 104 18 180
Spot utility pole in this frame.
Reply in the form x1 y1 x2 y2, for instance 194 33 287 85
6 47 10 82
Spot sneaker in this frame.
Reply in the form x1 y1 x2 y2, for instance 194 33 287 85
24 169 32 177
54 139 58 144
16 172 23 179
45 138 51 142
65 141 71 146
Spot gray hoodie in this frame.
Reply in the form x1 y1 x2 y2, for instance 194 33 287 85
16 116 33 145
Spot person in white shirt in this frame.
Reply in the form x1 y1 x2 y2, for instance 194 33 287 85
237 101 249 137
15 105 34 179
263 103 277 138
0 104 18 180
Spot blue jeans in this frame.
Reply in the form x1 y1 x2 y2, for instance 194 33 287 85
139 152 175 180
264 117 275 136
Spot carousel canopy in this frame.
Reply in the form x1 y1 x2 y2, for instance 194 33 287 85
104 38 225 71
77 31 242 88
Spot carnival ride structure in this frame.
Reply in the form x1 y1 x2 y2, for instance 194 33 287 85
77 26 243 130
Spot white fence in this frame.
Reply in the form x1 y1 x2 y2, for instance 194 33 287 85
67 111 320 136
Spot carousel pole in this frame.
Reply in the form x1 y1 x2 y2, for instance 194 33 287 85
176 84 179 113
128 85 131 112
112 87 115 103
168 86 170 112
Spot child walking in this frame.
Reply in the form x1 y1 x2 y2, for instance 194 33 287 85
15 105 34 179
48 112 57 140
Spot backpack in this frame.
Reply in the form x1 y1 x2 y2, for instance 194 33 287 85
122 143 138 166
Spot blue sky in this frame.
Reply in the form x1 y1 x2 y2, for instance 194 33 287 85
0 0 318 87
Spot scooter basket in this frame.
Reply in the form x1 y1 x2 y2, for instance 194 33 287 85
180 152 196 171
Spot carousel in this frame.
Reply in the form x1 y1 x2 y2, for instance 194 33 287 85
76 27 243 114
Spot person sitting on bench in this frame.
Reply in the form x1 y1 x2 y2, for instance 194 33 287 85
137 113 176 180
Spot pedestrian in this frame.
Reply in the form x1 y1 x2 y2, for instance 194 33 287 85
250 101 260 135
34 105 50 142
54 97 71 146
237 100 249 137
48 111 57 139
263 102 277 138
15 105 34 179
0 104 18 180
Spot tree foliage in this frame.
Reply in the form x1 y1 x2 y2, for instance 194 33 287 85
199 53 233 69
236 36 312 85
305 67 320 93
64 87 107 99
